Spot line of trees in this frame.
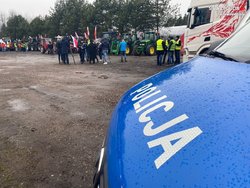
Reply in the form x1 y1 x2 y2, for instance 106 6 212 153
0 0 187 39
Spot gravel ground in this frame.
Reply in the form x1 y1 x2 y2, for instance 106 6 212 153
0 52 173 188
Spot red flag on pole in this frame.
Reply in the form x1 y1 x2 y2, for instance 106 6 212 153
71 35 78 48
75 32 79 39
84 32 88 39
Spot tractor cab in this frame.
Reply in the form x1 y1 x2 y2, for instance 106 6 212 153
102 32 118 41
144 31 157 42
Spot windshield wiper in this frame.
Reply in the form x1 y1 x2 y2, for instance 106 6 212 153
209 51 238 62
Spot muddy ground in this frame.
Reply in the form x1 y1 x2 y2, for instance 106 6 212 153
0 52 172 188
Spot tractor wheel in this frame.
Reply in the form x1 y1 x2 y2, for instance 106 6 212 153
146 45 155 56
126 46 131 55
133 45 142 56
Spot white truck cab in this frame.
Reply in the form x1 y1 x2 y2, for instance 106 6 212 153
184 0 249 61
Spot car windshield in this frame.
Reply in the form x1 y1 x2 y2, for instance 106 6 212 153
215 22 250 63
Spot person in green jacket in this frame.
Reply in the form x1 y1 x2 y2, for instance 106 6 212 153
175 36 182 64
168 36 176 64
156 36 166 66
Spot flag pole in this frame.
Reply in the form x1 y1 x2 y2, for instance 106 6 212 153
70 47 76 64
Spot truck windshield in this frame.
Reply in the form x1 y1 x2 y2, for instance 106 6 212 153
193 7 211 26
215 22 250 63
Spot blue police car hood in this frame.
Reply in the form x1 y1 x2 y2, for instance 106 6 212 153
106 56 250 188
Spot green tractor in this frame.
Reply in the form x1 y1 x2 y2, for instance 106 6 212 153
122 33 138 55
110 39 120 55
133 31 157 56
102 31 120 55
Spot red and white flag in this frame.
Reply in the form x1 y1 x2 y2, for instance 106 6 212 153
94 26 97 40
75 32 79 39
71 35 78 48
84 32 88 39
87 27 90 38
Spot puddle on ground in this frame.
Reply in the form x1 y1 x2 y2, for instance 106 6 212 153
2 66 24 69
0 89 11 92
8 99 30 112
71 112 87 117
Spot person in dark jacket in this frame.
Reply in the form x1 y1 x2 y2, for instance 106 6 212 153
48 41 54 54
61 36 70 64
98 42 103 62
101 38 110 64
78 39 85 63
88 39 97 64
56 37 62 64
162 37 169 64
86 39 91 62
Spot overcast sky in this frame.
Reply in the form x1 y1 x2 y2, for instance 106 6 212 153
0 0 190 19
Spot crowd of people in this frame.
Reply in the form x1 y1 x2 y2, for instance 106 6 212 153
0 37 40 52
156 35 182 66
1 33 183 67
55 35 128 65
55 33 183 66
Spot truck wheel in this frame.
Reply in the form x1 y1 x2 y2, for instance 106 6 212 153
146 45 155 56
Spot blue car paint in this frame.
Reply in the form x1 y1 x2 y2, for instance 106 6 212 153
106 56 250 187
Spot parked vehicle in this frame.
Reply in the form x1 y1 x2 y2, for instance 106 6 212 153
101 31 121 55
93 18 250 188
133 31 157 56
110 39 120 55
122 33 138 55
184 0 249 61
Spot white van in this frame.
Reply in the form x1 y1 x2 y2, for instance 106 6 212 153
184 0 249 61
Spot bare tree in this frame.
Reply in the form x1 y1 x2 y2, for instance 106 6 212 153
0 13 7 28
